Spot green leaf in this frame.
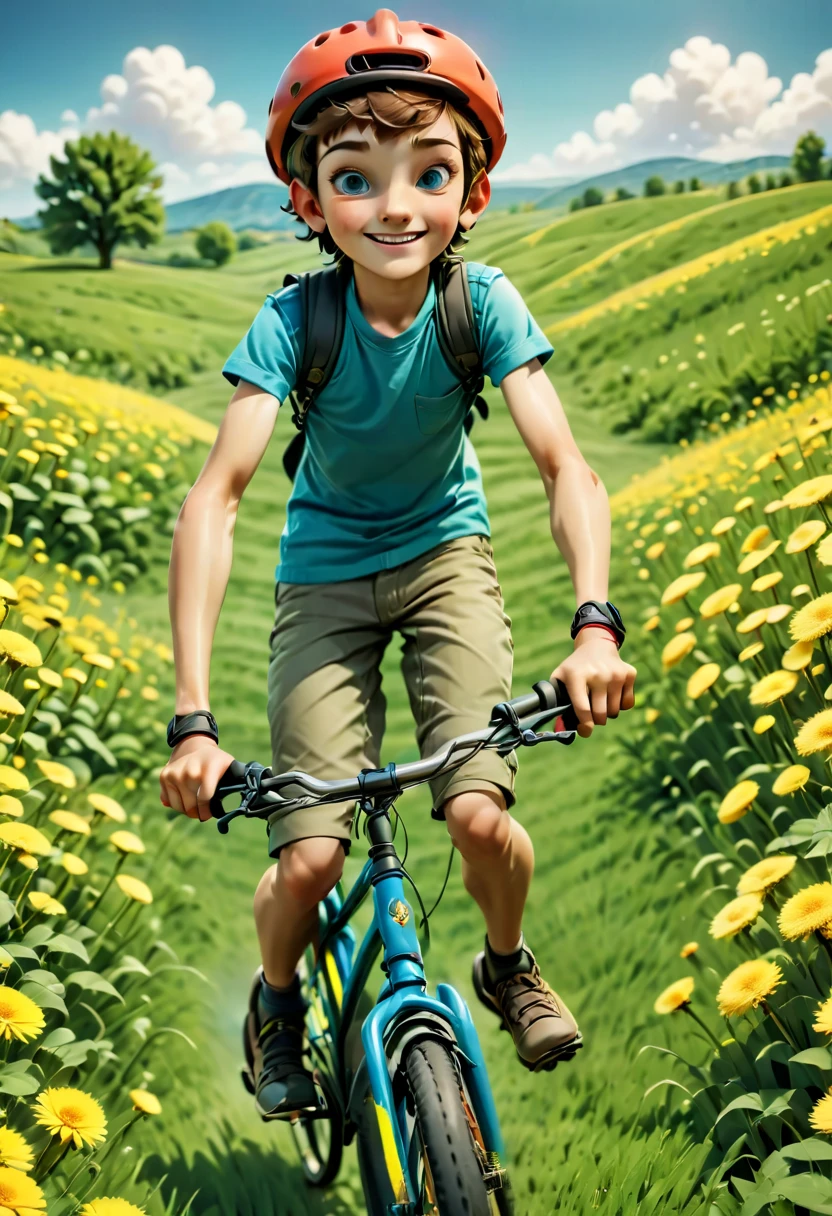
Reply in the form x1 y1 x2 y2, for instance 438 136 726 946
52 1039 102 1068
716 1093 763 1123
1 944 38 962
108 955 150 981
776 1175 832 1213
23 925 54 947
0 897 15 928
37 1027 76 1052
790 1047 832 1069
19 983 66 1015
0 1067 41 1096
7 482 40 503
23 970 64 995
61 507 94 525
65 971 122 1002
691 853 726 878
46 934 89 963
781 1138 832 1162
65 724 117 769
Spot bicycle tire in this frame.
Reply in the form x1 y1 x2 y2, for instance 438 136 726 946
404 1038 492 1216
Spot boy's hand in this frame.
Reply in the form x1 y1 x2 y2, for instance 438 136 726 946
160 736 237 823
550 629 636 739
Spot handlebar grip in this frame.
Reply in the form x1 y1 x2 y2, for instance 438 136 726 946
532 679 579 733
209 758 248 819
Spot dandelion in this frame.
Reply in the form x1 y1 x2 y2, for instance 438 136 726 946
796 708 832 755
0 823 51 856
0 693 24 720
27 892 65 916
0 985 45 1047
676 617 694 632
0 632 42 670
809 1090 832 1135
718 779 759 824
0 1127 34 1173
709 893 764 939
782 639 814 670
736 608 770 634
687 663 720 699
680 941 699 958
738 855 796 895
109 831 145 855
654 977 694 1014
772 765 811 796
737 540 781 574
0 1167 45 1213
813 995 832 1036
645 542 665 559
32 1087 107 1149
790 594 832 642
740 524 771 553
684 541 720 568
735 496 756 513
766 604 792 625
739 642 765 662
60 852 88 876
80 1199 146 1216
34 759 76 790
787 520 826 553
778 883 832 940
48 810 90 836
749 670 798 705
700 584 742 618
129 1088 161 1115
753 715 776 734
751 571 783 592
0 797 23 819
645 708 660 724
87 793 127 823
782 475 832 509
116 874 152 904
717 959 783 1017
662 632 696 669
711 517 735 536
818 535 832 566
661 572 706 606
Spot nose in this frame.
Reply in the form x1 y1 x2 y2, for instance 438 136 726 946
379 180 413 226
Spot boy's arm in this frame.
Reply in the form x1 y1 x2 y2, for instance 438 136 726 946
169 378 280 711
499 357 636 737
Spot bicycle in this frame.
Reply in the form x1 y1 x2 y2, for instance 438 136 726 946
209 678 580 1216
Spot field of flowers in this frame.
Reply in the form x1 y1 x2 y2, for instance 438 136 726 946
614 382 832 1211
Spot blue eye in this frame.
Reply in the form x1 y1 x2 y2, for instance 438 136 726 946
417 165 451 191
330 170 370 195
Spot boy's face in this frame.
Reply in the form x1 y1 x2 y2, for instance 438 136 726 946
289 109 490 280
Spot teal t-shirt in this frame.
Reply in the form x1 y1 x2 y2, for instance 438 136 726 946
222 261 554 583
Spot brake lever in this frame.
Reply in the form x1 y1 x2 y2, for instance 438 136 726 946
520 727 576 747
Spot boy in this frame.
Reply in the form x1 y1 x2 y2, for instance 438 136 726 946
160 9 636 1121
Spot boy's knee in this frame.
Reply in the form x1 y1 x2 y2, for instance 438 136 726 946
443 788 509 861
278 837 346 906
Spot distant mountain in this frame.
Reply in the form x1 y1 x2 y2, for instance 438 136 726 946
535 155 791 209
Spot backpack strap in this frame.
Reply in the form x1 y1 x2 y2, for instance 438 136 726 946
281 262 347 479
431 258 489 434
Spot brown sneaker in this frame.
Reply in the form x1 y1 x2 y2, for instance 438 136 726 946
241 966 320 1120
472 949 583 1073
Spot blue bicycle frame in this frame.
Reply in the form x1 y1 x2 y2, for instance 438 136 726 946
303 789 507 1213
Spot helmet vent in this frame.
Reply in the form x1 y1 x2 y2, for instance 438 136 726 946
420 24 445 37
290 81 302 97
339 22 357 33
346 50 429 74
314 32 330 46
475 59 486 80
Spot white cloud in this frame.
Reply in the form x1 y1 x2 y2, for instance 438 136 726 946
493 39 832 182
0 43 268 217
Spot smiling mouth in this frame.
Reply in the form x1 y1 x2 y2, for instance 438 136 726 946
366 232 427 245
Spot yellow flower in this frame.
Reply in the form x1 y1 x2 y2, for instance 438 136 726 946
709 893 764 939
786 519 826 553
782 474 832 508
818 535 832 566
27 892 65 916
0 692 24 719
751 571 784 593
32 1087 107 1149
717 959 783 1017
0 987 45 1045
116 874 152 904
129 1088 161 1115
737 540 781 574
736 608 770 634
718 779 759 824
700 584 742 618
739 642 765 662
62 668 87 685
645 541 665 560
813 996 832 1036
59 852 88 876
790 594 832 643
643 615 660 632
809 1090 832 1134
109 831 145 855
48 810 90 836
735 496 755 513
740 524 771 553
661 572 706 606
679 941 699 958
645 707 660 724
778 883 832 940
0 1166 45 1212
662 632 696 669
80 1199 146 1216
0 797 23 818
766 603 792 625
772 765 811 796
782 639 815 671
653 977 694 1014
36 667 62 689
0 632 42 670
87 793 127 823
16 854 37 872
795 708 832 755
0 1126 34 1172
753 715 776 734
0 582 18 606
711 516 736 536
749 670 798 705
676 617 694 632
0 768 28 794
0 823 51 856
684 541 720 568
737 855 796 895
687 663 720 699
34 760 76 790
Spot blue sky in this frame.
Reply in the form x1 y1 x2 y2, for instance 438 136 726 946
2 0 830 217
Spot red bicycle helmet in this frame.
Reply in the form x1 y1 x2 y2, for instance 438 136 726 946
265 8 506 185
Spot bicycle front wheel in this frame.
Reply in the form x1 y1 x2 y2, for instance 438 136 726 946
403 1038 493 1216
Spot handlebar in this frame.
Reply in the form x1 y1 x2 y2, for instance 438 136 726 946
208 678 578 833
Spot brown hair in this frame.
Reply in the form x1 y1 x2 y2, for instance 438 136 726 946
281 88 488 265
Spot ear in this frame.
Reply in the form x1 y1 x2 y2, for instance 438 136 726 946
459 170 491 232
289 178 327 234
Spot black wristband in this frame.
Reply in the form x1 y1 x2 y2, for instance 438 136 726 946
570 600 626 648
166 711 219 749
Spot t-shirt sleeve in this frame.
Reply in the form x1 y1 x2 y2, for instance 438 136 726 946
221 288 300 402
474 270 554 388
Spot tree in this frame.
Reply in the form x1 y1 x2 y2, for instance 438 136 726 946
747 173 763 193
614 186 635 201
688 176 702 192
765 173 778 190
793 131 826 182
673 179 685 193
568 196 583 212
34 131 164 270
644 175 665 197
726 180 741 199
195 221 237 266
779 170 794 188
582 186 604 208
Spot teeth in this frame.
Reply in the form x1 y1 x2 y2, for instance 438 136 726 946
369 233 422 244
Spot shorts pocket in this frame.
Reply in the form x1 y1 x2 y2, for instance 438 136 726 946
414 384 466 436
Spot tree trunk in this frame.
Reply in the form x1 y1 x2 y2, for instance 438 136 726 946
98 242 112 270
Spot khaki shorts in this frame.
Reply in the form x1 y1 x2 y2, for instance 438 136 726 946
265 533 517 858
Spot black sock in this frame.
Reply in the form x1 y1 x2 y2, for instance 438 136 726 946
484 934 535 986
258 972 306 1024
